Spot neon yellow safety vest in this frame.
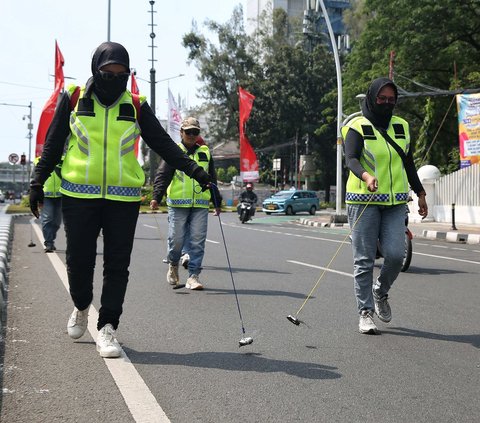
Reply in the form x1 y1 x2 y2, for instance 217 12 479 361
60 85 146 202
35 156 62 198
342 115 410 206
166 143 211 208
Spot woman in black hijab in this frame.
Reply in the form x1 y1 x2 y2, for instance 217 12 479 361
30 42 211 358
343 77 428 335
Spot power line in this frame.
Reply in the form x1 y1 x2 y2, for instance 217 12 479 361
0 80 51 91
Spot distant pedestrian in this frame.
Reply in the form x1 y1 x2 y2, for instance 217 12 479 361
33 156 63 253
29 42 211 358
150 117 222 290
342 77 428 334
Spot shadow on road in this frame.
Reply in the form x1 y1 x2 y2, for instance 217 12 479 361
383 327 480 349
201 287 313 300
122 348 341 380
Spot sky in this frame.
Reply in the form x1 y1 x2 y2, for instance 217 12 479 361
0 0 244 164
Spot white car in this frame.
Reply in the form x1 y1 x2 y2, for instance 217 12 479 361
0 191 5 203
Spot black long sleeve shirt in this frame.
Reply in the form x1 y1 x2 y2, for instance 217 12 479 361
34 91 203 185
152 142 222 208
344 127 425 195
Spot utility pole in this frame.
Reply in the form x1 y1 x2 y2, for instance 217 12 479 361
148 0 158 184
107 0 111 41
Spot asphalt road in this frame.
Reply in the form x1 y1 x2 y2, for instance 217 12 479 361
1 213 479 422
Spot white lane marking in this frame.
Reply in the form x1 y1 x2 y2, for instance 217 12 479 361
287 260 353 278
224 221 480 265
206 239 219 244
413 251 480 265
31 220 170 423
143 224 157 229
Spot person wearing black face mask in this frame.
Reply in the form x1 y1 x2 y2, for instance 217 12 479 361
342 77 428 335
29 42 211 358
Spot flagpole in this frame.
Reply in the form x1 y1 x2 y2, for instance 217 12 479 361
107 0 111 41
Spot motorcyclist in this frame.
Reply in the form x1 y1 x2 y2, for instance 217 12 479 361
237 182 258 218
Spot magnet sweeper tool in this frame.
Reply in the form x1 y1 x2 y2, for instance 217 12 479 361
287 197 374 327
210 184 253 347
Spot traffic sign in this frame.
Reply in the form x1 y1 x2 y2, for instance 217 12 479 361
8 153 19 164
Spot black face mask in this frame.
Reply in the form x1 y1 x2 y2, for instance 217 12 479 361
374 102 395 117
93 73 128 105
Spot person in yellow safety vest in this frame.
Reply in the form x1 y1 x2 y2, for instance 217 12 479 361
33 156 62 252
342 77 428 335
29 42 212 359
150 117 222 290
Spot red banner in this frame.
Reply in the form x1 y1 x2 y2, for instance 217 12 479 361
238 87 259 182
130 72 140 157
35 41 64 157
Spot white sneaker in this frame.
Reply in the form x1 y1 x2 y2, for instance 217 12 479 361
180 253 190 269
373 292 392 323
358 310 379 334
185 274 203 290
67 306 90 339
96 324 122 358
167 264 179 285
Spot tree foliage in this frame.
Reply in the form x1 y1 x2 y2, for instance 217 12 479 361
342 0 480 172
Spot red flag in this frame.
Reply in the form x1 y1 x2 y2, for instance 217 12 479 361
238 87 259 182
35 41 65 157
130 72 141 157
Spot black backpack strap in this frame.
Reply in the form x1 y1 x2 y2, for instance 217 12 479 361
375 126 408 167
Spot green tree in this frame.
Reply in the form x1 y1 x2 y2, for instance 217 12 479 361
342 0 480 173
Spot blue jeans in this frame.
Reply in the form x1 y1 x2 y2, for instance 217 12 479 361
347 204 406 314
167 207 208 275
41 197 62 247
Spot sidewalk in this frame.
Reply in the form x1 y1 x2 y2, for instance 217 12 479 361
299 210 480 245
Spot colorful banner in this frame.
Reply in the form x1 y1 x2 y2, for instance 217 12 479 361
130 72 140 157
238 87 259 182
36 41 65 157
167 88 182 144
456 93 480 168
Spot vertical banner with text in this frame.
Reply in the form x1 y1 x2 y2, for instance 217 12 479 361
456 93 480 168
167 88 182 144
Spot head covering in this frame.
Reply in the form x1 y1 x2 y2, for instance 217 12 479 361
85 42 130 105
181 117 201 131
361 77 398 129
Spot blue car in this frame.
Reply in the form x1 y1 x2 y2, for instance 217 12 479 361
262 190 319 215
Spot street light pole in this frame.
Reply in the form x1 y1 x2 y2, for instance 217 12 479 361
316 0 344 217
148 0 158 184
0 101 34 177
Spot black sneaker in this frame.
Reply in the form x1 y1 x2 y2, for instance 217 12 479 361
44 245 54 253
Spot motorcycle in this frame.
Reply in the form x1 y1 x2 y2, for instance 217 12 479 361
376 204 413 272
239 201 255 224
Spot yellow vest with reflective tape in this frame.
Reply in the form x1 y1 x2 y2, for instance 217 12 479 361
166 143 211 208
342 115 410 205
35 156 62 198
60 85 146 202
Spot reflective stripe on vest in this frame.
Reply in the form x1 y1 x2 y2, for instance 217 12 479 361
342 115 410 205
166 144 211 208
60 84 146 202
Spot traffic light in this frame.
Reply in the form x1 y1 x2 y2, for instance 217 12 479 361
20 154 26 165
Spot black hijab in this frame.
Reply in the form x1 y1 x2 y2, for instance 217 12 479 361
84 42 130 106
361 77 398 129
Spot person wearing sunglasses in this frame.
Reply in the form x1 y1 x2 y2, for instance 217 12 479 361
150 117 222 290
29 42 212 358
342 77 428 335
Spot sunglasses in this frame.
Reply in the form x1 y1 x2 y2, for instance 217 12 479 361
98 70 130 82
377 95 396 104
183 128 200 136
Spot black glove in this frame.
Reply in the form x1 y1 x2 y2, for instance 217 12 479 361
192 168 212 192
29 181 44 218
